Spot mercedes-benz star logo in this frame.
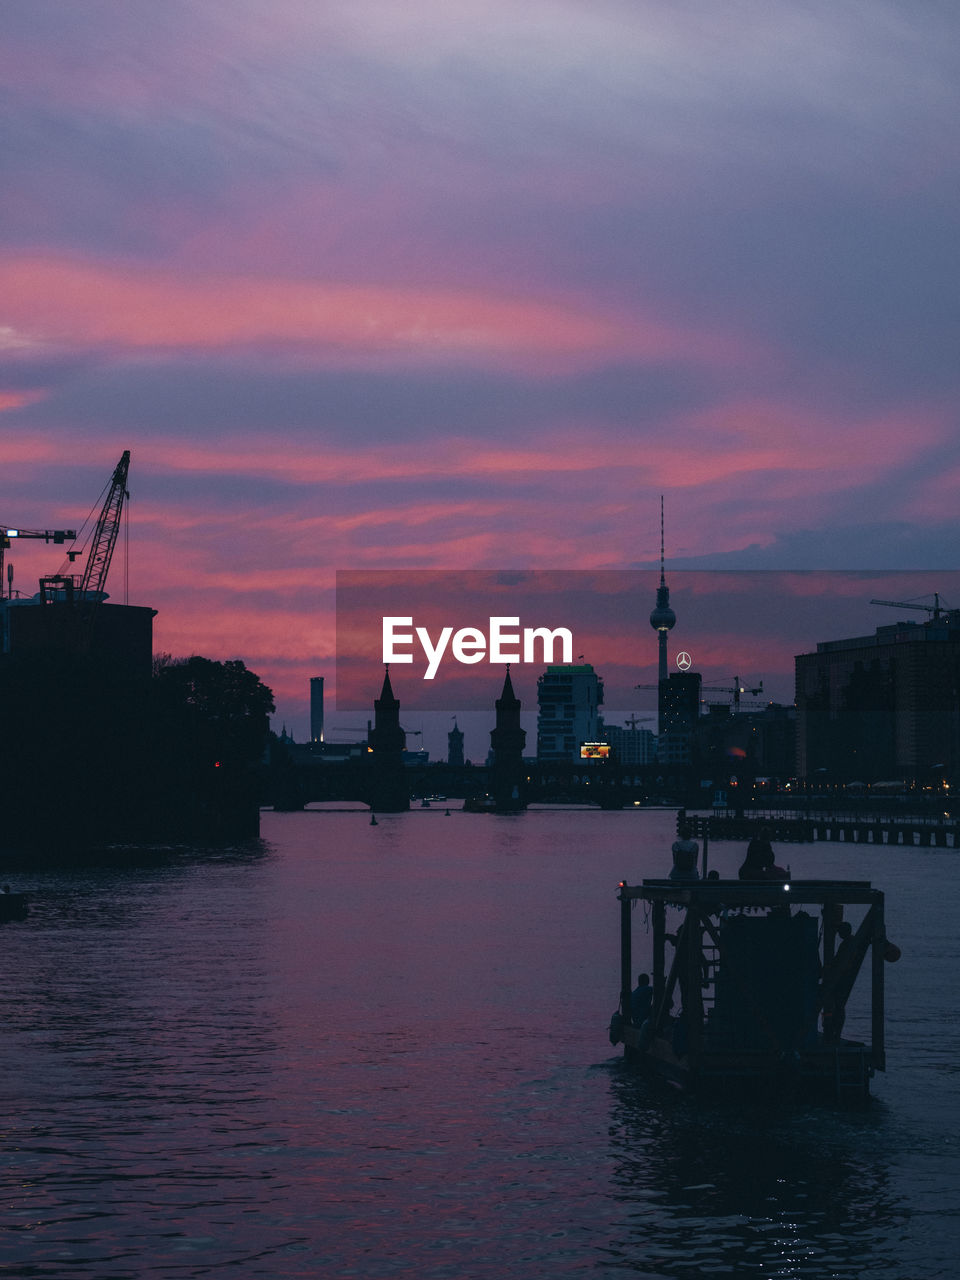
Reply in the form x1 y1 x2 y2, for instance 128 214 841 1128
676 651 692 671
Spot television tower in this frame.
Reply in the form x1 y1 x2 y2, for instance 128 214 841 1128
648 495 676 684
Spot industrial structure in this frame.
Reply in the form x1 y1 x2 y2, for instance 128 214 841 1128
614 874 896 1102
1 453 271 851
310 676 325 744
0 450 155 679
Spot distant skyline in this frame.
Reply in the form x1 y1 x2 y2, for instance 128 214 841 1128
2 2 958 741
330 568 960 759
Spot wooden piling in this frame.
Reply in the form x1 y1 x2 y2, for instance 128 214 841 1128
872 891 886 1071
619 886 632 1022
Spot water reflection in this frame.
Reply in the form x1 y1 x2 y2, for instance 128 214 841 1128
0 811 953 1277
0 850 284 1276
604 1068 906 1278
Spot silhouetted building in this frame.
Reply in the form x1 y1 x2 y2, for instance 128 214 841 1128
0 595 155 682
658 671 701 766
310 676 324 744
537 663 603 759
694 702 796 786
367 667 409 811
603 721 658 765
368 668 405 754
744 702 797 781
0 593 159 850
448 718 465 767
796 613 960 783
490 668 527 810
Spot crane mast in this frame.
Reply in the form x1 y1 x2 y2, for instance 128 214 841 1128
80 450 129 598
36 451 130 611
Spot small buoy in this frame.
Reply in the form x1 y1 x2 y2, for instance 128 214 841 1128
884 941 901 963
445 808 451 816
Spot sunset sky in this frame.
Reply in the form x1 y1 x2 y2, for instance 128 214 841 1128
2 2 958 754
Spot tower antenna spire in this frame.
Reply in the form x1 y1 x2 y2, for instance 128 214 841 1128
649 495 676 687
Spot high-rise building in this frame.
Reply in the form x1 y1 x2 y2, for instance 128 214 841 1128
536 663 604 759
310 676 324 744
795 612 960 783
657 672 701 766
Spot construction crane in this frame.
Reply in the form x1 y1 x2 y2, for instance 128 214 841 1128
0 526 77 598
623 714 654 729
80 450 130 599
700 677 764 712
40 451 130 605
871 593 949 621
637 677 763 707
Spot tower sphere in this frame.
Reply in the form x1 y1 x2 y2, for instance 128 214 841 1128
650 601 676 631
650 496 675 632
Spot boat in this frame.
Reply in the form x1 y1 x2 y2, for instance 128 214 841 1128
462 794 498 812
611 876 898 1102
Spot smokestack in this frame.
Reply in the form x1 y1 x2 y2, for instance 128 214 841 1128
310 676 324 744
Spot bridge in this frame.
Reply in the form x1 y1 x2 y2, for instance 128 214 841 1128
265 745 689 810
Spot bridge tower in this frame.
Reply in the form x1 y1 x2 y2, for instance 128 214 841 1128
489 667 527 812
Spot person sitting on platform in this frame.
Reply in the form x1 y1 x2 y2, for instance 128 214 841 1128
669 823 700 880
630 973 653 1025
738 826 789 880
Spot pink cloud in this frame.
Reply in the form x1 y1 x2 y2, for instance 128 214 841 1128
0 255 757 373
0 438 61 462
0 391 48 413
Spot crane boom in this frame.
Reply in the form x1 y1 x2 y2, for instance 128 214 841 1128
0 526 77 596
79 451 130 598
870 595 944 620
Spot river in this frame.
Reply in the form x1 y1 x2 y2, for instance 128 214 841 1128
0 806 957 1277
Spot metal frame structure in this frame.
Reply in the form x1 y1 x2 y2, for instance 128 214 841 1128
616 878 890 1101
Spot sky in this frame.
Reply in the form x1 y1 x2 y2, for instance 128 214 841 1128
1 1 958 757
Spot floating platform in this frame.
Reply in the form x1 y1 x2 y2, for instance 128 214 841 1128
613 877 896 1103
